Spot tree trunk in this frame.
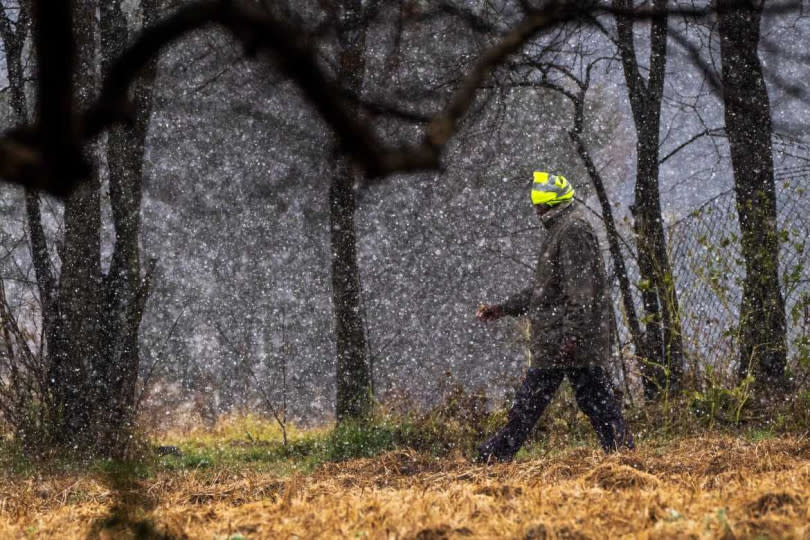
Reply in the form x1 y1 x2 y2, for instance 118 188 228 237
716 0 787 390
1 2 59 353
614 0 684 399
331 0 372 421
569 128 645 367
94 0 160 451
22 0 158 454
1 1 65 448
47 0 103 447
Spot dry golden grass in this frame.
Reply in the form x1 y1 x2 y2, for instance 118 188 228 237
2 434 809 539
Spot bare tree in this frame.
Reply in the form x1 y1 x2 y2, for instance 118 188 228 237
715 0 788 391
0 0 159 455
331 0 374 422
613 0 685 399
44 0 105 448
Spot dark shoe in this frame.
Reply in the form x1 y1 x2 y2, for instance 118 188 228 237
475 435 515 464
618 422 635 451
597 418 635 453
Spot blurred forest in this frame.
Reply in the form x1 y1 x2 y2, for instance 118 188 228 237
0 0 808 458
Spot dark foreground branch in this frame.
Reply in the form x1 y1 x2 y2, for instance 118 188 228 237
0 0 800 196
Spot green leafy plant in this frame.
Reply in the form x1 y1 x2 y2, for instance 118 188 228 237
689 365 755 428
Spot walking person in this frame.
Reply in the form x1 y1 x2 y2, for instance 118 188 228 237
476 171 633 462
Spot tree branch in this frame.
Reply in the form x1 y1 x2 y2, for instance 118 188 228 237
33 0 82 189
659 127 725 164
0 4 14 40
0 0 800 196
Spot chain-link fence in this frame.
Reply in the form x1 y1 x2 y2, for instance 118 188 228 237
614 170 810 386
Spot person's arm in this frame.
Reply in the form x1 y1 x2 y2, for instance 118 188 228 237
498 286 533 317
476 286 532 321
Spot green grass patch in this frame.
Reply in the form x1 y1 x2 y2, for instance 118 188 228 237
4 380 809 481
324 419 396 461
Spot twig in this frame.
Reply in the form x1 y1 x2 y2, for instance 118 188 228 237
133 302 190 415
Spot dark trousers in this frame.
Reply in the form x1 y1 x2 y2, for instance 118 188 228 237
478 366 633 462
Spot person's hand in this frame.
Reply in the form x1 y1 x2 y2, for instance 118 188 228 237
476 304 503 322
559 337 578 359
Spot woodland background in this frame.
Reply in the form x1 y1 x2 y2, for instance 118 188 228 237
0 0 808 456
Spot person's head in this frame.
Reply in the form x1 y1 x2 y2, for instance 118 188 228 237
530 171 574 216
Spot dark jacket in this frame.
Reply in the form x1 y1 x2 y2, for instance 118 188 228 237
499 201 612 369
